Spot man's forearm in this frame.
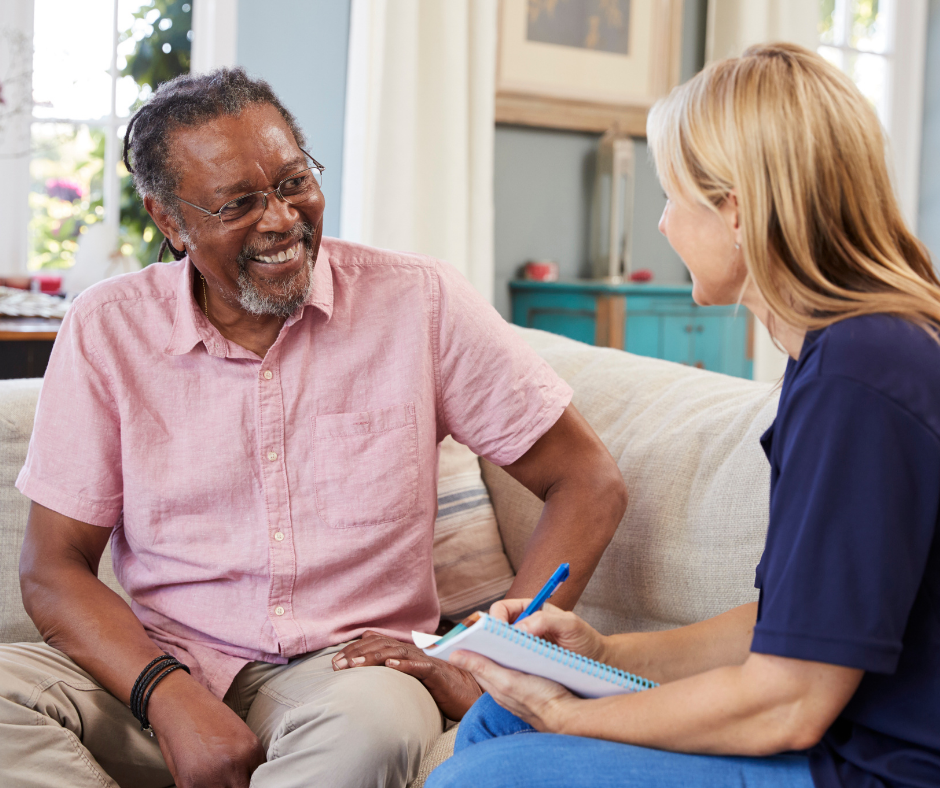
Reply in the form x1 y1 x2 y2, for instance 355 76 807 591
21 558 167 706
19 503 192 708
505 467 626 610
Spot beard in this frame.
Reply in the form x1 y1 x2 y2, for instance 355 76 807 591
234 220 317 318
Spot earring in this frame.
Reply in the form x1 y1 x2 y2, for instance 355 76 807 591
734 243 740 250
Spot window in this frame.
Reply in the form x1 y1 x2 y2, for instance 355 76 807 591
819 0 890 122
818 0 929 229
28 0 191 272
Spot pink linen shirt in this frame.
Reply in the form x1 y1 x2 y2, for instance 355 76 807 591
17 238 572 698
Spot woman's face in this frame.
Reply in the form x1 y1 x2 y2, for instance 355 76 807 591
658 190 747 307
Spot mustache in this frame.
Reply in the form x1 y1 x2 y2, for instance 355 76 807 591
236 221 315 265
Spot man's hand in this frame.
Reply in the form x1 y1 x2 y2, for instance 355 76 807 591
332 631 482 720
148 670 266 788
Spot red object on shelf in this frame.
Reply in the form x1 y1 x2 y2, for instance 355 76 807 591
31 274 63 294
629 269 654 282
524 260 559 282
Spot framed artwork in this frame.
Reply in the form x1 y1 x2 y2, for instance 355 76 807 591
495 0 684 135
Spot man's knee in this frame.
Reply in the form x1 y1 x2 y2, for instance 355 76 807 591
252 666 442 787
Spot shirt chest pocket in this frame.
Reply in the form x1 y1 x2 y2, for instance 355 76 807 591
313 403 418 528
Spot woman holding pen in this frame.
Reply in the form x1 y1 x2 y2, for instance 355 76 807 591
427 43 940 788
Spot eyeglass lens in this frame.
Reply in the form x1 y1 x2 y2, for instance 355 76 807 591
218 167 322 228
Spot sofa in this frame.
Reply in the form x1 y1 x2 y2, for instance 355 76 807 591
0 326 780 787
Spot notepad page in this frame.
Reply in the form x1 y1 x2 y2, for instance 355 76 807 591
422 614 656 699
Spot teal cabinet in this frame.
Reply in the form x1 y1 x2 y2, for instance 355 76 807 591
510 281 753 379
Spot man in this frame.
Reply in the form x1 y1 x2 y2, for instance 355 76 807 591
0 69 626 788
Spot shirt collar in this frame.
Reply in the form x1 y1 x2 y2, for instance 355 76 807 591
164 245 334 357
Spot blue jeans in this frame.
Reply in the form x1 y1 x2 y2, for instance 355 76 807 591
426 694 815 788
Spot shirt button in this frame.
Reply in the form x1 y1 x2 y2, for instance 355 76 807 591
267 451 278 461
274 532 285 541
263 370 273 380
275 606 285 616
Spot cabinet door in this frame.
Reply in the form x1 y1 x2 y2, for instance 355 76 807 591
526 308 596 345
512 291 598 345
690 316 723 372
661 315 694 365
624 313 660 357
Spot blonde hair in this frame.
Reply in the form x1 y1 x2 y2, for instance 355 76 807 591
647 42 940 336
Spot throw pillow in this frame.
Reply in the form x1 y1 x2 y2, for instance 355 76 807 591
433 436 515 620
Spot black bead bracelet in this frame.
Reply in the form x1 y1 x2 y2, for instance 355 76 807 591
130 654 190 734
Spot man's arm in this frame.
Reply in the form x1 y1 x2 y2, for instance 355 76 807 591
500 402 626 609
19 502 265 788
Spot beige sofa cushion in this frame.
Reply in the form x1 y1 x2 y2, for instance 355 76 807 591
483 328 780 635
0 379 128 643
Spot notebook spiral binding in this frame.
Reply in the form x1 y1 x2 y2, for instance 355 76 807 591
484 615 658 692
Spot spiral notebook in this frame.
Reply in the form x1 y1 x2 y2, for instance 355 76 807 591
415 613 658 699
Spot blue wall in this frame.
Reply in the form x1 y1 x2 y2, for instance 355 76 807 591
919 0 940 263
236 0 351 239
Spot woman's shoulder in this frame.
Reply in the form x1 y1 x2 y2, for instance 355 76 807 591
793 314 940 437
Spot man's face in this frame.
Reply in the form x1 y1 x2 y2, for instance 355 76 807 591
163 103 325 317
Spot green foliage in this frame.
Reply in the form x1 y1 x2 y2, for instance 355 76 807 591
120 0 192 265
121 0 192 94
819 0 881 43
29 126 106 270
852 0 880 40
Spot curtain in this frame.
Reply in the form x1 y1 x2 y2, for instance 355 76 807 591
706 0 817 62
340 0 497 302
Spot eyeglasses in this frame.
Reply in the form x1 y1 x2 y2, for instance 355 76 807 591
174 151 325 230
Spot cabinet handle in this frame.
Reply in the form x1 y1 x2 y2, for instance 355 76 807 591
695 325 704 333
684 324 693 333
694 361 705 369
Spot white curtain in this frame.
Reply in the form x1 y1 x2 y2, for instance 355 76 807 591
340 0 497 302
0 0 35 275
706 0 817 62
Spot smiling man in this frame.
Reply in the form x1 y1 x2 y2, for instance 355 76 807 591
0 69 626 788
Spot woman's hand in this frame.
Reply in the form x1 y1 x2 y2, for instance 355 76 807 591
490 599 609 663
449 650 583 733
331 631 482 720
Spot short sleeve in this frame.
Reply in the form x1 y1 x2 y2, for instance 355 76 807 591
15 304 124 526
434 262 572 465
752 374 940 673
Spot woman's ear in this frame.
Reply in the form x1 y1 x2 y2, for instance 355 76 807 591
143 195 186 252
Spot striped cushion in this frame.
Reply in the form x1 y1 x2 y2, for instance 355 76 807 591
433 436 515 620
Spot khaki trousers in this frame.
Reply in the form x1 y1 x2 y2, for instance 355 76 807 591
0 642 442 788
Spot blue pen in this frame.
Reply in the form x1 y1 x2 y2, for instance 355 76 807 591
513 562 570 624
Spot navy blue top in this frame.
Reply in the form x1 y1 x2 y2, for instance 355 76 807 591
752 314 940 788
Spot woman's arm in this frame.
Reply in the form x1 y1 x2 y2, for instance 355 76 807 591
453 649 862 756
601 602 758 684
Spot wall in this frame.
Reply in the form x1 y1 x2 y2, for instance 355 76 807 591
492 0 709 319
919 0 940 263
236 0 351 239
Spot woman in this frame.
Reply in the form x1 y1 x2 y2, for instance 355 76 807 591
426 43 940 788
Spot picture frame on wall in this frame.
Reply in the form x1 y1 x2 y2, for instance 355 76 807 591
496 0 684 135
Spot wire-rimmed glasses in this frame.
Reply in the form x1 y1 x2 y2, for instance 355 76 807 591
174 151 325 230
